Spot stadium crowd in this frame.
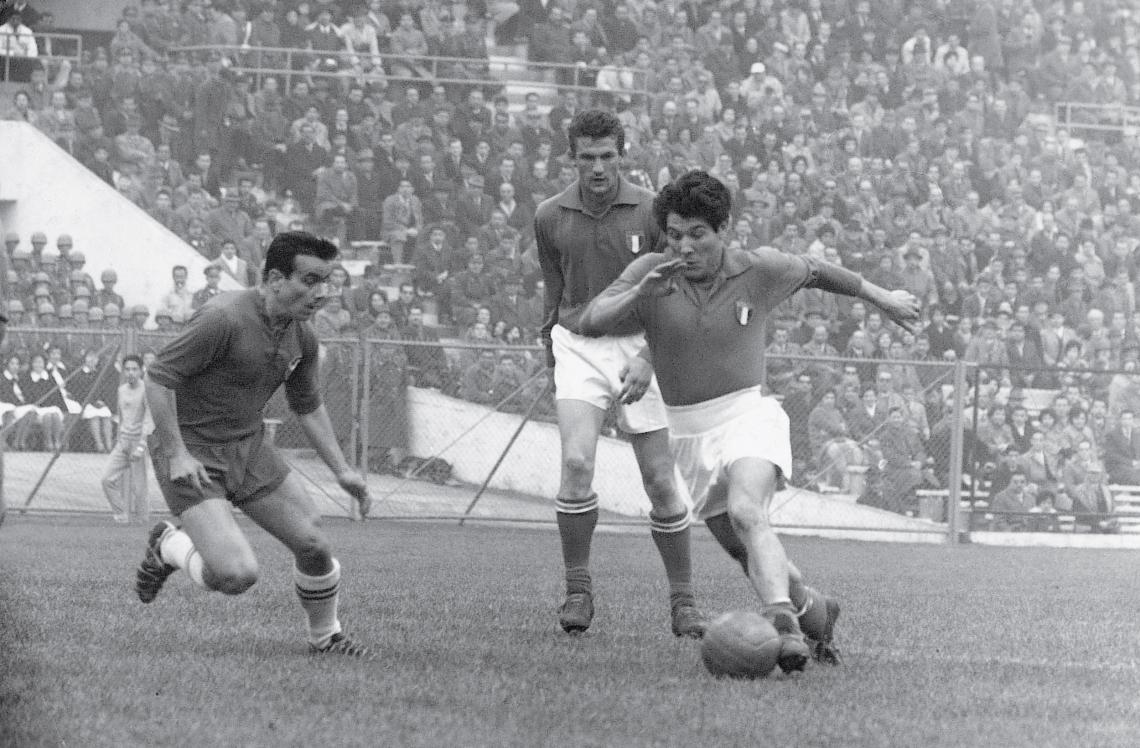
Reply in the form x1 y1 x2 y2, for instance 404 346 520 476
5 0 1140 523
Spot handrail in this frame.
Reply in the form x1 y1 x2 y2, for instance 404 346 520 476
168 43 654 101
0 32 83 82
1054 100 1140 134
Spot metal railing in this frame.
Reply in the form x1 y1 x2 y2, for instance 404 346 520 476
0 31 83 82
1055 101 1140 134
169 43 653 101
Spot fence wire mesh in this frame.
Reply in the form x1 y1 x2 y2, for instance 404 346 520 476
5 326 986 539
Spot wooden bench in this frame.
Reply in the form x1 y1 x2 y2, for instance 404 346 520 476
1106 485 1140 529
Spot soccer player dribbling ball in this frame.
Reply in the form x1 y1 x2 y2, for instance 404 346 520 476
535 109 706 638
133 232 373 657
580 171 922 672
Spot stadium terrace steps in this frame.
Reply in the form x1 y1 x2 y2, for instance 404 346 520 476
0 121 244 320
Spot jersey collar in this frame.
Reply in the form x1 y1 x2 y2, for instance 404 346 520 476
556 178 641 212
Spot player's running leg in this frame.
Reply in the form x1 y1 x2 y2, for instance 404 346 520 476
242 472 369 657
724 457 811 673
136 498 259 603
704 512 841 664
554 399 606 634
630 428 706 638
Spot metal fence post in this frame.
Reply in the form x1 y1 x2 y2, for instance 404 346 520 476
360 337 371 473
349 339 361 472
946 358 967 544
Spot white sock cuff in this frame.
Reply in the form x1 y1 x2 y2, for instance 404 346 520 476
294 558 341 592
160 529 196 570
650 508 692 534
555 493 599 514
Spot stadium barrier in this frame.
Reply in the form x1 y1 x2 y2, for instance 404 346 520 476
959 361 1140 536
0 31 83 82
169 43 654 103
6 327 994 541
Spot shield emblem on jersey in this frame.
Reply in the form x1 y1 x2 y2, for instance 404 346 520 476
735 300 753 326
630 233 644 254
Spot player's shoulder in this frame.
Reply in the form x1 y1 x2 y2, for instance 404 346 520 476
535 184 574 222
742 245 801 267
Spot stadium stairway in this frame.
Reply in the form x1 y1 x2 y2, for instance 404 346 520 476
0 121 243 318
486 40 559 112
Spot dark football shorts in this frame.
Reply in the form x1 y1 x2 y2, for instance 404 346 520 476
150 427 290 516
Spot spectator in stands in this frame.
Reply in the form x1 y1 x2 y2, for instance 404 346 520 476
206 189 254 248
211 238 249 288
448 253 497 328
876 405 926 515
1017 430 1061 495
0 353 36 450
401 304 450 390
1104 409 1140 484
380 178 422 264
21 352 64 452
192 264 223 309
161 264 193 320
989 469 1034 531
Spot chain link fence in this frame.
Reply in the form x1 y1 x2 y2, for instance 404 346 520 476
4 325 1012 541
960 362 1140 534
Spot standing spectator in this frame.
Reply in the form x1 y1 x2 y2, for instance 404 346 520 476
68 349 115 454
284 122 329 215
161 264 194 320
192 264 224 308
100 354 150 523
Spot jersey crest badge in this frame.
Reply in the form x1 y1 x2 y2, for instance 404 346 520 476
630 233 643 254
735 300 754 326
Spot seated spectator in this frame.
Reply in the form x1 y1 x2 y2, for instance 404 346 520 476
21 352 66 452
448 253 498 328
989 470 1035 531
211 240 250 288
192 265 224 309
313 293 352 339
402 304 451 391
161 265 194 320
0 353 37 450
1016 430 1061 496
68 349 115 453
1104 410 1140 484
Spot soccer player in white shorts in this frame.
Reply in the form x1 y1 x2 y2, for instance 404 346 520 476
580 170 921 672
536 110 706 638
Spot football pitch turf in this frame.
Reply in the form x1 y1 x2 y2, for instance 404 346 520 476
2 516 1139 747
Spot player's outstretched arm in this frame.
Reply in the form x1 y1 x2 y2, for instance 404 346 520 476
806 259 922 333
579 256 685 336
298 405 372 520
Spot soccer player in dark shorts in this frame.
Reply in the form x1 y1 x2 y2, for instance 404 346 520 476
133 231 374 657
535 110 706 638
580 171 922 672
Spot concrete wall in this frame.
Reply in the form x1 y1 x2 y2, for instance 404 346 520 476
0 121 242 321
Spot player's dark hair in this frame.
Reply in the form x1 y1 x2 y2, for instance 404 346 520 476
567 109 624 157
122 353 143 368
653 170 732 232
263 231 337 281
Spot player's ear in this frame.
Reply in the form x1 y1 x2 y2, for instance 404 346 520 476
264 268 285 289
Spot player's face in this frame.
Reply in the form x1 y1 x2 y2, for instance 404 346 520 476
665 213 726 282
274 254 332 321
573 136 621 199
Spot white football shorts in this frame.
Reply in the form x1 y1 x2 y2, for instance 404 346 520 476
550 324 667 434
666 386 793 520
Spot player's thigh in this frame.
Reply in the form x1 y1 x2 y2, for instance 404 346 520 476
241 471 329 561
725 457 781 527
628 427 677 490
179 498 259 579
555 398 607 469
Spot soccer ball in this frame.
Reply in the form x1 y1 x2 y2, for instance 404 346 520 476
700 610 781 679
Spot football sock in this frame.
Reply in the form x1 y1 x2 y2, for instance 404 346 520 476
160 529 211 590
789 578 810 615
762 600 800 628
294 558 342 648
650 509 694 608
705 513 749 573
556 493 598 595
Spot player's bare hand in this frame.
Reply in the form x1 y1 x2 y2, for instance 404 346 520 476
338 470 372 521
635 257 686 298
876 289 922 333
170 451 210 493
619 355 653 404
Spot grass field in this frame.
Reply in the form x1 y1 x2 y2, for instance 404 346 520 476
3 516 1140 748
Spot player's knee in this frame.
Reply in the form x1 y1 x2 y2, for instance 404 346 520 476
728 500 771 534
640 469 676 503
213 559 259 595
291 527 332 568
561 453 595 486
